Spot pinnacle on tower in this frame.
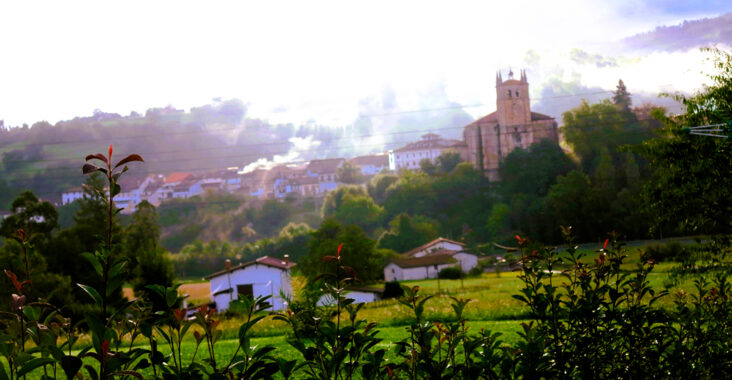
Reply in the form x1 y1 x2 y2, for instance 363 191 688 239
496 70 502 86
521 69 527 83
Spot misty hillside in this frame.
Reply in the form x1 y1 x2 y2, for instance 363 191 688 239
621 12 732 52
0 98 473 205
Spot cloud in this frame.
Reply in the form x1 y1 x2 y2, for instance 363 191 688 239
239 136 321 174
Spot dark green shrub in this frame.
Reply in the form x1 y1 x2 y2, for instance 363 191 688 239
382 280 404 299
438 266 465 279
641 241 686 262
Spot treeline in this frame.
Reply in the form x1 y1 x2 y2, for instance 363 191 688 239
0 173 174 319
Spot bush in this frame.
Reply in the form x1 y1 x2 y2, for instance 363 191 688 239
641 241 686 262
468 265 483 277
382 280 404 299
438 266 465 279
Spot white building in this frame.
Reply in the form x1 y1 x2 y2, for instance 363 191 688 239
384 254 458 281
383 237 479 281
388 133 466 172
317 286 383 306
61 187 84 205
204 256 295 312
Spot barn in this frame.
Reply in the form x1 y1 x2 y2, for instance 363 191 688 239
204 256 295 312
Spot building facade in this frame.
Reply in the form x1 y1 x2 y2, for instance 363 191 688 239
463 69 559 180
388 133 467 172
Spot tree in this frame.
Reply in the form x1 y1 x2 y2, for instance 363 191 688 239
378 213 439 253
562 99 642 173
321 185 368 218
544 170 594 240
332 192 384 233
637 48 732 235
0 191 58 246
367 173 399 204
612 79 632 113
336 161 364 184
435 151 462 174
299 219 385 282
124 201 174 296
498 139 576 199
419 158 438 176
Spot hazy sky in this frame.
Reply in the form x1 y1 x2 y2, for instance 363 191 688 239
1 0 731 127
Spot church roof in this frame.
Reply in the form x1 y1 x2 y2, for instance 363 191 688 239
465 111 498 127
530 112 554 121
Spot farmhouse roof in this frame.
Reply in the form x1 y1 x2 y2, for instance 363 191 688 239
204 256 296 280
165 172 192 184
349 154 389 167
390 254 457 269
403 237 466 257
307 158 345 173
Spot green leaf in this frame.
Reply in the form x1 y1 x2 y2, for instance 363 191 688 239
17 357 54 377
81 252 103 277
166 288 178 308
77 284 103 306
0 361 8 380
111 183 121 198
61 355 82 379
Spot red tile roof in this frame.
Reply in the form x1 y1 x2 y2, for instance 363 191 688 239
390 254 457 268
165 172 192 183
403 237 465 257
204 256 295 279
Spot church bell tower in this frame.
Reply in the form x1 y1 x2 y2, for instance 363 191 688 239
496 68 531 127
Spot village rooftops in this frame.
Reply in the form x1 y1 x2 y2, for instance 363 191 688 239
204 256 296 280
348 154 389 166
403 237 466 257
165 172 192 184
307 158 345 173
390 254 457 269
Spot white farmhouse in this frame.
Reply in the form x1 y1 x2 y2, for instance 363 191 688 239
384 255 458 281
317 286 383 306
204 256 295 312
383 237 479 281
61 187 85 205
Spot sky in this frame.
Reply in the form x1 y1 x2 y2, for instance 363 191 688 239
1 0 731 127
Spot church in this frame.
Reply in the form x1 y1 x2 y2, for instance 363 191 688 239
463 69 559 180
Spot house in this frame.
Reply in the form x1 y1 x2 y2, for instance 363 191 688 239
383 237 479 281
403 237 466 257
307 158 344 193
204 256 295 312
388 133 466 172
348 154 390 176
384 255 458 281
61 187 85 205
317 286 383 306
115 174 157 213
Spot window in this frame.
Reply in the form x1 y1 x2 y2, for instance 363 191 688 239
507 89 512 98
515 90 520 97
392 268 395 274
237 284 253 298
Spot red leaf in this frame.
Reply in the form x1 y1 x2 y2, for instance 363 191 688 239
602 239 609 250
4 270 22 293
173 309 186 322
108 145 113 161
114 154 144 169
82 164 107 175
101 340 109 357
85 153 108 164
337 243 343 259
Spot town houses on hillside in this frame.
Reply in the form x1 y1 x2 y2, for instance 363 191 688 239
57 68 558 213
